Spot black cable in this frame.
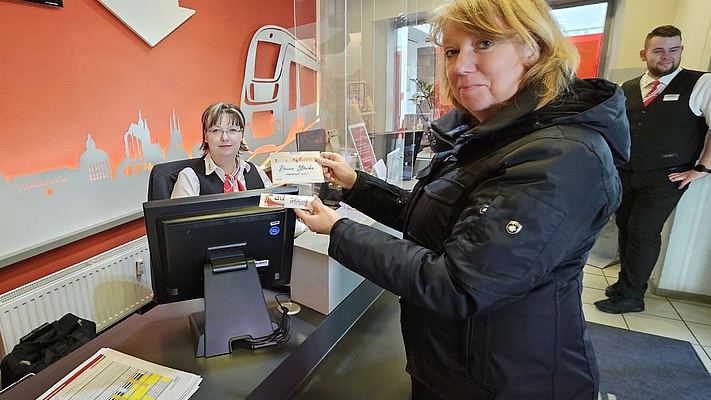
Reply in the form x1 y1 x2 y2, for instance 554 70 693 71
242 293 291 347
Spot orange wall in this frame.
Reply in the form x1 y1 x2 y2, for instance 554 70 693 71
0 0 315 293
569 33 604 79
0 0 302 178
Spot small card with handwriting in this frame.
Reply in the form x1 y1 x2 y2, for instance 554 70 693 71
270 151 325 184
259 193 315 210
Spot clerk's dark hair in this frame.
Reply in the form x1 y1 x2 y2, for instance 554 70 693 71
200 102 249 155
644 25 682 50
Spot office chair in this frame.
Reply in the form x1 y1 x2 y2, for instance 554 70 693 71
146 159 197 201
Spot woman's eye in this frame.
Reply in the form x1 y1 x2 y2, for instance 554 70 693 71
444 49 458 58
476 40 494 50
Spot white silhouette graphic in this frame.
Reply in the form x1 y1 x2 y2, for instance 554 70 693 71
98 0 195 47
0 111 185 267
241 25 320 167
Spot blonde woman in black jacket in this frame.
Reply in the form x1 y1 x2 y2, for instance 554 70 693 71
295 0 630 398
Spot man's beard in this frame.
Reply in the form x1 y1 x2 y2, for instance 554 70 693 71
648 61 680 78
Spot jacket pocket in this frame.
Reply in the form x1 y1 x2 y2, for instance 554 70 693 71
406 176 470 250
423 177 465 204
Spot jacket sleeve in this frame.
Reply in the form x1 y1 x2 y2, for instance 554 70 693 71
329 128 618 319
340 171 413 232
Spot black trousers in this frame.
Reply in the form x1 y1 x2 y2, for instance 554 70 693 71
615 168 688 299
411 378 443 400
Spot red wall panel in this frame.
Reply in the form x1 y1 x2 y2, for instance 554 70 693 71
568 33 603 79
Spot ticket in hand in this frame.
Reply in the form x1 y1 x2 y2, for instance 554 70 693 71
259 193 315 210
270 151 325 184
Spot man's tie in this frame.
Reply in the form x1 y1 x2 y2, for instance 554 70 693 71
643 80 661 107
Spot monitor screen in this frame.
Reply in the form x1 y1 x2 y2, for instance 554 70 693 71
143 186 298 304
295 128 328 152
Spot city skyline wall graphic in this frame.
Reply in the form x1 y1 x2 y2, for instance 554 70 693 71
0 110 192 265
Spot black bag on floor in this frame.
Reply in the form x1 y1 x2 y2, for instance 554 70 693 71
0 313 96 388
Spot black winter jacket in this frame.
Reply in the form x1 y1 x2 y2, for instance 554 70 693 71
328 79 630 399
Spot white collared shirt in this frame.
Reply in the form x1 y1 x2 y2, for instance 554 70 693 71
639 67 711 126
170 154 273 198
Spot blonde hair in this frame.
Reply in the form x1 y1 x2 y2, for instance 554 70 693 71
428 0 579 110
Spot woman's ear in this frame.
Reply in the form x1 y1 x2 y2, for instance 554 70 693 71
520 44 540 69
523 44 539 63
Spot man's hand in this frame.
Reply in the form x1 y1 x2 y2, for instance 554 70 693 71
668 169 709 189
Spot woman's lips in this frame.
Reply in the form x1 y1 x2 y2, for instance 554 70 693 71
459 83 483 92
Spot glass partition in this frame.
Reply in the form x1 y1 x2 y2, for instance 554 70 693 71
312 0 612 178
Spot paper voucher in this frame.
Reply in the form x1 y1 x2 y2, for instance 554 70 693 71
270 151 325 184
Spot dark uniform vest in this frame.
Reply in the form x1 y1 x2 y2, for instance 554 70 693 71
188 157 265 194
621 69 708 171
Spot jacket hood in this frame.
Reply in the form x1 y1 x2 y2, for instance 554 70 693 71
430 78 630 166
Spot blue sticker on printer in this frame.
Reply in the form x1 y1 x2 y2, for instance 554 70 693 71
269 226 281 235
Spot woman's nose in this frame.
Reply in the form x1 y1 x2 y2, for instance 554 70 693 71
453 53 475 75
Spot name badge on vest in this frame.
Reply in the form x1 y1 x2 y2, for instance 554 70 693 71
663 94 680 101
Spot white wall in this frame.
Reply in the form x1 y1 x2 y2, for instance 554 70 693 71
607 0 711 72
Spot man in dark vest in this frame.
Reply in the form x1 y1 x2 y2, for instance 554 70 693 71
595 25 711 314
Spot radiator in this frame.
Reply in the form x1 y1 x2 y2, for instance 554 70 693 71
0 236 154 355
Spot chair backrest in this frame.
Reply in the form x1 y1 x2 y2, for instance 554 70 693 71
147 159 197 201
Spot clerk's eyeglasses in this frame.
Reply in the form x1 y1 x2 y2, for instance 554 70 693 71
206 127 243 136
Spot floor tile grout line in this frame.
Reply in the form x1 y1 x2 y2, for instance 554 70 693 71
666 297 683 320
670 300 706 348
621 313 630 330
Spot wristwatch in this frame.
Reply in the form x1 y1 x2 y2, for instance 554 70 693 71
694 164 711 173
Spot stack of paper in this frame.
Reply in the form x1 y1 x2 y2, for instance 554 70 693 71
38 348 202 400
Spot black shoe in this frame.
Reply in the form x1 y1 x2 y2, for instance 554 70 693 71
594 295 644 314
604 282 622 297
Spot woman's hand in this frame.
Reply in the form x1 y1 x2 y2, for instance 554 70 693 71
293 197 344 234
318 152 357 190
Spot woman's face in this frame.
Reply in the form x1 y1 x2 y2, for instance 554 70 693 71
443 26 534 122
204 113 244 161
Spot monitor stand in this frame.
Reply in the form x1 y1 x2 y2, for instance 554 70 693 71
188 245 277 358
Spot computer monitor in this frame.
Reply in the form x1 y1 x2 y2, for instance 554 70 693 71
143 186 298 304
142 186 299 357
295 128 328 152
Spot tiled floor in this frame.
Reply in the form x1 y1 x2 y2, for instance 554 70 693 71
583 263 711 373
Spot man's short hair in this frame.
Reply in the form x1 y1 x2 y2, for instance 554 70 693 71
645 25 682 49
